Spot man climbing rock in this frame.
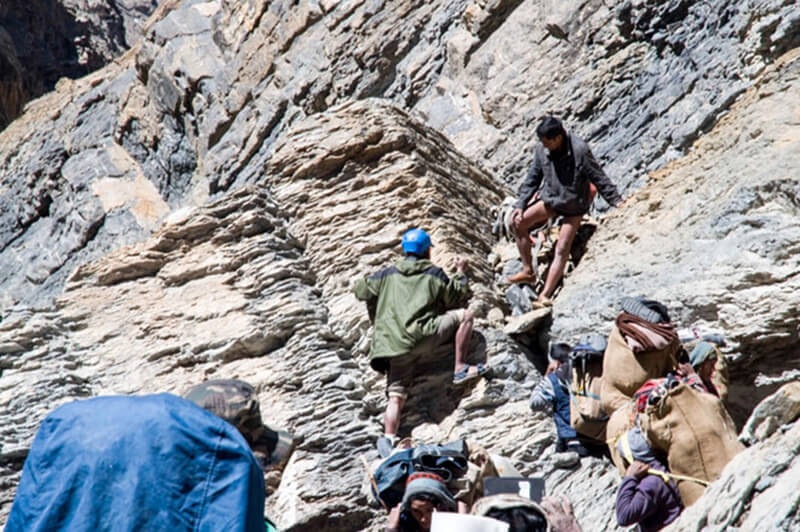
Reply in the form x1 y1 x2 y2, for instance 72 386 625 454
184 379 296 472
354 228 487 456
507 116 623 305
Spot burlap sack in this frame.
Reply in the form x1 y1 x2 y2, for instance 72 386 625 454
711 348 729 403
604 401 636 476
569 360 607 441
640 383 744 506
600 325 680 413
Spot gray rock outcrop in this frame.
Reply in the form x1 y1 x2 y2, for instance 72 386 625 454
667 419 800 531
1 0 800 530
0 0 157 129
739 381 800 446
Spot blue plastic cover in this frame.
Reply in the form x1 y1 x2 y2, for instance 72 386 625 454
6 394 266 532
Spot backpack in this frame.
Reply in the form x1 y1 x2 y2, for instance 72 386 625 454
568 346 608 441
371 441 468 508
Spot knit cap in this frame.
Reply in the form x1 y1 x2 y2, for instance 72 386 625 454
689 341 718 368
402 472 457 512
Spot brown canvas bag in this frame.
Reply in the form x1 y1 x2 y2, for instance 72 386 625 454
640 383 744 506
600 325 680 413
604 401 636 476
569 354 608 441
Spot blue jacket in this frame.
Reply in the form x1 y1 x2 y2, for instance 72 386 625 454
6 394 266 532
530 370 577 440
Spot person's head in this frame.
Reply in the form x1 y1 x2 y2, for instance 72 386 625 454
407 494 437 530
473 494 549 532
402 228 432 259
401 472 456 530
550 342 572 364
689 342 719 380
617 426 661 467
536 116 566 151
184 379 295 469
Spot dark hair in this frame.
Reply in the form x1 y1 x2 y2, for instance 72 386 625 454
550 342 572 363
409 492 443 508
485 507 548 532
536 116 565 139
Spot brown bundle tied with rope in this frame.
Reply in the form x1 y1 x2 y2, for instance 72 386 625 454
600 315 681 413
605 401 637 476
639 383 744 506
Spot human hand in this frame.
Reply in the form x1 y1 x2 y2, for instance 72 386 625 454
387 503 401 527
678 362 695 377
456 256 469 273
541 495 583 532
510 208 523 230
626 460 650 480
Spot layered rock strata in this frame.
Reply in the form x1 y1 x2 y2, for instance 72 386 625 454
4 0 800 313
0 102 624 530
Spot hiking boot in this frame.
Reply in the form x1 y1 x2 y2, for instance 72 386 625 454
566 439 591 457
552 451 580 469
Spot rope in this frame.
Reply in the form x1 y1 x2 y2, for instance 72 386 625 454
617 402 709 487
361 455 388 511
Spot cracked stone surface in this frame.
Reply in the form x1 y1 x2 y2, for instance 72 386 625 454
1 0 800 530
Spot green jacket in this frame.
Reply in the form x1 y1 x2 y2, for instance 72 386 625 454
353 257 469 371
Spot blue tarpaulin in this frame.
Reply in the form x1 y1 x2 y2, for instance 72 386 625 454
6 393 266 532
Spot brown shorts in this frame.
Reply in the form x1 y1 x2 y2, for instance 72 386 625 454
386 309 466 400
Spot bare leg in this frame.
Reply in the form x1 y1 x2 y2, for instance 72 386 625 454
458 501 470 514
509 202 554 281
384 395 406 436
539 216 581 301
453 310 474 373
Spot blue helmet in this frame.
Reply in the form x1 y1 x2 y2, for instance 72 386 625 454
401 228 432 255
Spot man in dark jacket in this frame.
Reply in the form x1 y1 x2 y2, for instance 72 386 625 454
615 427 683 531
354 228 487 455
507 117 623 304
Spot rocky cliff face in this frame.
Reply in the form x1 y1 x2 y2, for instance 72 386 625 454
552 48 800 425
0 0 157 129
1 0 799 530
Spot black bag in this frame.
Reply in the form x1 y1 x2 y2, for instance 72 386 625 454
371 441 468 507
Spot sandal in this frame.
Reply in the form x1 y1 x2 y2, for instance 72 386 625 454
452 363 489 385
532 298 553 309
